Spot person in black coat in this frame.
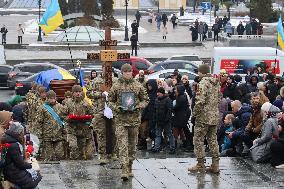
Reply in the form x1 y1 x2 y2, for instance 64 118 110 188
173 85 191 146
130 33 138 56
223 75 237 100
131 20 139 39
144 79 158 140
237 21 245 35
190 25 198 41
2 122 41 189
266 73 278 103
162 13 168 27
135 11 141 26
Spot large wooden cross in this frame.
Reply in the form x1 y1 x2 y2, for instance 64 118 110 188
87 27 130 91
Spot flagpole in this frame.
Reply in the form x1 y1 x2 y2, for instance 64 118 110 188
64 30 76 77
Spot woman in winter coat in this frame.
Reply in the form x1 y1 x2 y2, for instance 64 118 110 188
2 122 42 189
173 85 191 145
250 102 280 163
223 75 237 100
224 22 233 37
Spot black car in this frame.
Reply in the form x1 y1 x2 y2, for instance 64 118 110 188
0 65 13 87
7 62 61 89
15 73 39 96
148 60 198 73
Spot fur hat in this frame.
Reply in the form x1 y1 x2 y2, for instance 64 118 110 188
121 64 132 72
72 85 82 93
198 64 210 74
46 90 56 99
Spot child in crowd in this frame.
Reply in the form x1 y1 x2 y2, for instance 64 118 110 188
221 114 235 153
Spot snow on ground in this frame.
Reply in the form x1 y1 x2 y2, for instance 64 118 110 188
24 18 148 37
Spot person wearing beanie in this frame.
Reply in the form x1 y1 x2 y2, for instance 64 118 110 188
152 87 175 154
34 90 65 161
189 64 221 174
108 63 149 181
62 91 72 105
63 85 95 160
1 121 42 188
0 102 12 112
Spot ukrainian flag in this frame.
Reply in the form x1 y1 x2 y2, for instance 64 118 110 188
79 68 93 105
39 0 64 35
277 16 284 50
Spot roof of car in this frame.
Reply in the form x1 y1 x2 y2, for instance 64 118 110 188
13 62 61 67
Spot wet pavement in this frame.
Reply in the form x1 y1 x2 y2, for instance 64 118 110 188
37 152 284 189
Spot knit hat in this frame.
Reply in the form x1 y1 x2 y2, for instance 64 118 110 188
121 64 132 72
72 85 82 92
47 90 56 99
157 87 165 94
6 122 24 138
198 64 210 74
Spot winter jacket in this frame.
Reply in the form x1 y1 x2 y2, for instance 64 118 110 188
184 83 193 99
237 24 245 35
224 23 233 34
221 124 234 151
173 85 190 128
143 79 158 121
130 34 138 46
223 83 237 100
232 105 252 139
155 96 172 124
247 74 259 93
236 83 251 105
245 23 252 35
162 13 168 23
2 124 41 188
251 105 280 163
212 23 219 33
198 24 204 34
266 81 278 103
131 23 138 33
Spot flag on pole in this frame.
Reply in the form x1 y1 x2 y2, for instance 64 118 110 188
79 68 92 105
277 16 284 50
39 0 64 35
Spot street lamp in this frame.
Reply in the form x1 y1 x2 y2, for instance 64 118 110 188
157 0 159 13
124 0 129 41
37 0 42 41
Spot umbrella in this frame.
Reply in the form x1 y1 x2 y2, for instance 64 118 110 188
35 68 75 90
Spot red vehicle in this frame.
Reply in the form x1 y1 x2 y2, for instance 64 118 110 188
112 57 152 77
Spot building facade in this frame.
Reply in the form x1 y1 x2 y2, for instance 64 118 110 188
113 0 186 10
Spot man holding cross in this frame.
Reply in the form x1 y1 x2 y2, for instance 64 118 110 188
109 64 149 181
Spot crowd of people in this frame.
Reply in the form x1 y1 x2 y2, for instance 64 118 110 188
1 61 284 187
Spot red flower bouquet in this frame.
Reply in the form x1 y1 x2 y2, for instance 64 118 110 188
68 114 93 122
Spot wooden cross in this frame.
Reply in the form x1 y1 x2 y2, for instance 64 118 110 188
87 27 130 91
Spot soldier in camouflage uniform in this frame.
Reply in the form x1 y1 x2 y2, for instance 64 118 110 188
25 83 38 131
109 64 149 181
62 85 95 160
189 64 221 174
29 86 47 137
87 65 118 164
35 90 66 161
62 91 72 105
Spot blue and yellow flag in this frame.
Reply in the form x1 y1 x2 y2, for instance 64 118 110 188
79 69 92 105
39 0 64 35
277 17 284 50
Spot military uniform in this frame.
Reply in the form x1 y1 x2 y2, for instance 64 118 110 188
25 90 37 132
87 76 118 163
62 90 95 160
109 76 149 180
35 102 66 161
190 64 221 173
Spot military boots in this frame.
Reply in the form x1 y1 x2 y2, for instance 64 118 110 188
121 164 129 181
128 161 134 177
188 158 206 173
206 158 220 174
99 154 108 165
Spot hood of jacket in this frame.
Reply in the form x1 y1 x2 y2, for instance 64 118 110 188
236 104 252 117
249 74 259 85
147 79 158 104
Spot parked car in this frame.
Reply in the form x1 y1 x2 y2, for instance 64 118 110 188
7 62 62 89
166 55 203 67
68 66 121 78
0 65 13 87
112 57 152 76
15 73 39 96
146 69 198 81
148 60 198 73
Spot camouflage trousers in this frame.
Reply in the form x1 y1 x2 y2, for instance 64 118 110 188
92 115 117 158
116 125 138 166
40 140 65 161
193 122 219 161
67 134 95 160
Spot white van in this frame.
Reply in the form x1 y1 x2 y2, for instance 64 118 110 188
213 47 284 76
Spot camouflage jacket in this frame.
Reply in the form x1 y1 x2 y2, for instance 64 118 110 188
35 102 65 141
193 74 222 125
86 76 118 115
25 91 37 124
62 98 94 137
108 78 149 127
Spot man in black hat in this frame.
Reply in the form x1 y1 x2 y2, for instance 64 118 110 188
130 33 138 56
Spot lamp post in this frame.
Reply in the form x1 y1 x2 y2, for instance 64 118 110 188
37 0 42 41
157 0 159 13
124 0 129 41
